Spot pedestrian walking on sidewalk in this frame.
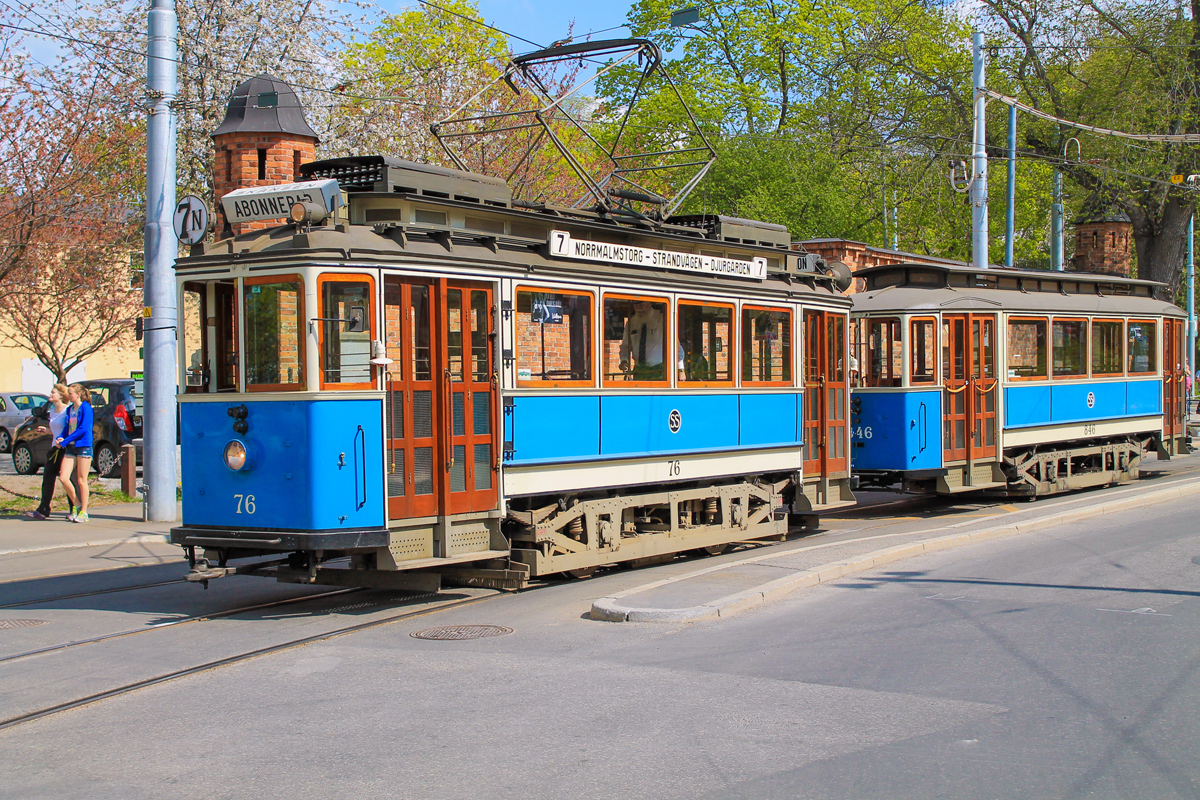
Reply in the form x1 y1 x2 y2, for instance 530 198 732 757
24 383 75 521
56 383 93 523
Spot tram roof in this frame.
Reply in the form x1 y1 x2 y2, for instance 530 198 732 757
852 261 1184 318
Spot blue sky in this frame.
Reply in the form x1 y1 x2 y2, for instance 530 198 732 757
382 0 638 53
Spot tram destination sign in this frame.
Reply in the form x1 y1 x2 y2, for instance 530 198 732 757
548 230 767 280
221 179 344 224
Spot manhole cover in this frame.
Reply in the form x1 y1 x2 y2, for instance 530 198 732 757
0 619 49 630
411 624 513 641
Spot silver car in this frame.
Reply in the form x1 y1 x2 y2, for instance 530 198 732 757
0 392 48 453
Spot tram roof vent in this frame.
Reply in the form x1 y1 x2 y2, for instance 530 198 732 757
300 155 512 206
665 214 790 249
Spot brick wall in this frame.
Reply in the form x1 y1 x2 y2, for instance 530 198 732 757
1070 219 1132 277
795 240 957 294
213 133 318 236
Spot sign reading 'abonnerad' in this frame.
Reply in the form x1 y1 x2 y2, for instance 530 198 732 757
548 230 767 280
221 179 344 224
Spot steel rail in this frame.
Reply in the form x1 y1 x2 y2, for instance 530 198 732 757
0 592 495 731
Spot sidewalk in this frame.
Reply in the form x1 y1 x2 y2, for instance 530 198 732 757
0 503 177 556
591 469 1200 622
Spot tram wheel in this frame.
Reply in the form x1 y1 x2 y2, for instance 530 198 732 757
564 567 597 580
702 544 730 556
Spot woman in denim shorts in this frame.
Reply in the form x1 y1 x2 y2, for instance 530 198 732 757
56 383 94 523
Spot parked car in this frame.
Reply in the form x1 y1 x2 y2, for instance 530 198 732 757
11 379 143 478
0 391 48 453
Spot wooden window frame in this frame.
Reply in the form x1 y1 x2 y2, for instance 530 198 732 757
741 304 794 387
1126 318 1158 376
861 315 902 388
909 315 939 385
677 298 736 388
243 273 306 393
1090 317 1125 377
514 285 596 389
1051 316 1089 379
317 272 377 391
1005 316 1049 382
601 292 671 388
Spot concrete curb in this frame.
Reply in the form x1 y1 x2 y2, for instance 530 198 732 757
0 533 170 557
591 476 1200 623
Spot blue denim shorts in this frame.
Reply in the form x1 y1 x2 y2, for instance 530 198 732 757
64 445 93 457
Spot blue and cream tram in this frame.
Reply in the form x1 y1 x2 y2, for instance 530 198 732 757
849 262 1189 496
171 156 855 588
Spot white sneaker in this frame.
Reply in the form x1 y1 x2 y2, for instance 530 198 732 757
66 512 77 522
72 513 89 523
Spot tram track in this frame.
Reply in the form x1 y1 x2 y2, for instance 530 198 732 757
0 578 189 610
0 591 496 732
0 587 364 665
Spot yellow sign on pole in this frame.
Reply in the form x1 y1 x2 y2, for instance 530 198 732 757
1171 174 1185 184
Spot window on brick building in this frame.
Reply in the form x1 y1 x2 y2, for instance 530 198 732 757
257 148 268 180
1052 318 1088 377
741 306 791 385
244 275 304 391
678 300 733 385
515 287 593 386
1007 317 1047 379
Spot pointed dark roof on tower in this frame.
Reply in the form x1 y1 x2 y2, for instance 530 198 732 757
212 74 319 141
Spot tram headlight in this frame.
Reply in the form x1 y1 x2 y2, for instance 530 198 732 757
223 439 249 472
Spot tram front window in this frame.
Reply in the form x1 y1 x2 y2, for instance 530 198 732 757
244 276 304 391
320 278 374 388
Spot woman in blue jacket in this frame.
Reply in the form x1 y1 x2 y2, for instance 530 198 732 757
56 383 94 523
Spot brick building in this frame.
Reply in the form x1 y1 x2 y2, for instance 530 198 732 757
212 75 319 236
795 239 965 294
1069 212 1133 278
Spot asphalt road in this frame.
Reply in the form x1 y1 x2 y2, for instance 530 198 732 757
2 486 1198 799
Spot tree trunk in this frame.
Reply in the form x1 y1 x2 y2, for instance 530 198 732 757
1128 194 1194 301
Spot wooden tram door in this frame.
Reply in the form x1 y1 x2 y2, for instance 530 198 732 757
1164 318 1186 445
803 311 849 477
942 313 997 463
383 278 499 520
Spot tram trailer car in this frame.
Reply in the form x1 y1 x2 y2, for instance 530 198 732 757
170 156 856 590
848 262 1189 497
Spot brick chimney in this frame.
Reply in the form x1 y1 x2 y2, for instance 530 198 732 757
212 75 319 237
1070 212 1133 277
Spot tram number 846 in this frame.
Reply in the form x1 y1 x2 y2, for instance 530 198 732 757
234 494 257 514
851 426 874 440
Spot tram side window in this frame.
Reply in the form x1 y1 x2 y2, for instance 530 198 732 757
1091 320 1124 376
863 317 901 387
678 302 733 385
1007 318 1047 379
1052 319 1087 377
1127 320 1156 374
603 295 670 385
742 307 791 384
320 278 373 388
515 288 593 386
181 283 206 392
243 277 304 391
910 317 937 384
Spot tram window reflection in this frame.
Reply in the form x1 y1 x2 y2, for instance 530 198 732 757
1052 319 1087 377
515 288 592 386
320 278 373 388
678 301 733 385
742 307 791 385
1127 320 1156 374
604 295 669 385
1007 318 1047 379
863 317 901 387
243 276 304 391
181 283 206 392
1091 320 1124 376
910 317 937 384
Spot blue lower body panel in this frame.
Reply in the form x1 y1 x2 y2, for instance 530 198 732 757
1005 379 1163 428
851 390 942 471
178 398 385 535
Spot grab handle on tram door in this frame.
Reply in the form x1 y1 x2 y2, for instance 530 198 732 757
353 425 366 510
444 368 455 473
918 402 927 453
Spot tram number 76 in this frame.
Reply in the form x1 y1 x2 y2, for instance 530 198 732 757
667 460 681 476
234 494 257 514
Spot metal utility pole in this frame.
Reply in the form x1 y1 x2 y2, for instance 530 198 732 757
1189 212 1196 406
1051 171 1064 270
144 0 179 521
1005 103 1016 268
971 32 989 270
